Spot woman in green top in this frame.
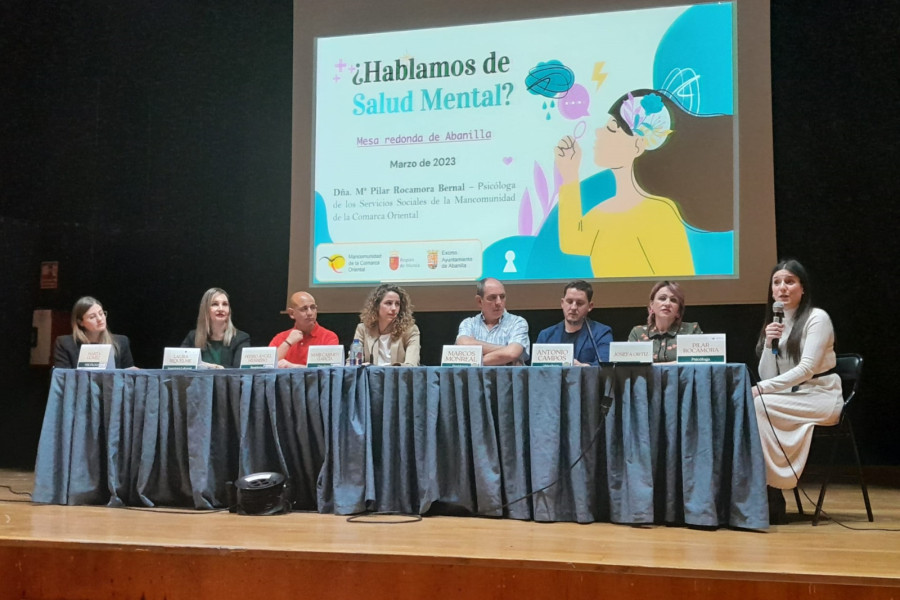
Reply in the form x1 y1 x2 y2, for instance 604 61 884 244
627 281 702 363
181 287 250 368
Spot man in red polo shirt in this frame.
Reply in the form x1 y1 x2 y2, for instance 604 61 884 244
269 291 339 367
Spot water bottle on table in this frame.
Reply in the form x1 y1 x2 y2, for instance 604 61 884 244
348 338 363 366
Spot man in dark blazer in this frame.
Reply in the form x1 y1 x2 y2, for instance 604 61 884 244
534 280 612 365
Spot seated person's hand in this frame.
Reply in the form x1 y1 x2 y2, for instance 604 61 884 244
764 322 784 349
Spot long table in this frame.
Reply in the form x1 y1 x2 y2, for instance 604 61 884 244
33 364 769 529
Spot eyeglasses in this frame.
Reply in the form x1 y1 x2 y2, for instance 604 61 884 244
82 310 108 322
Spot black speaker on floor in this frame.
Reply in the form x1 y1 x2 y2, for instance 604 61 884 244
230 472 290 516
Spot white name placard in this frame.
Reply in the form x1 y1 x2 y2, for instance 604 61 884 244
76 344 115 370
531 343 574 367
239 347 277 369
441 345 482 367
677 334 727 363
162 347 201 370
609 341 654 363
306 345 345 367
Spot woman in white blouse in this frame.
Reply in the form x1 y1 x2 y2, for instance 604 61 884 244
753 259 842 522
352 284 421 366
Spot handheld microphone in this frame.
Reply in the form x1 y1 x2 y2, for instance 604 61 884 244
771 301 784 355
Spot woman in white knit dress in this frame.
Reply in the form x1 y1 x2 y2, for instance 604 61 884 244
752 259 843 523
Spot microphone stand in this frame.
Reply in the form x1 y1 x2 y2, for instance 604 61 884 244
584 318 603 365
584 319 613 416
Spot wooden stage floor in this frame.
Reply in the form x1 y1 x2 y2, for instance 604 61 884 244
2 469 899 600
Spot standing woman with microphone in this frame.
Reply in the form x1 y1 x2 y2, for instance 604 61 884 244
752 259 843 523
352 284 420 366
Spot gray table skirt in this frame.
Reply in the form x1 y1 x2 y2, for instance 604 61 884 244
33 364 768 529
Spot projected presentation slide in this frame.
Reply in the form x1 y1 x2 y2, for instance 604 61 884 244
313 2 735 285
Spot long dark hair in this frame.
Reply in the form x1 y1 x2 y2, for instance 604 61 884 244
608 89 734 232
755 259 813 361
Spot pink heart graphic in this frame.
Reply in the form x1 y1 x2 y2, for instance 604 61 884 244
502 157 513 165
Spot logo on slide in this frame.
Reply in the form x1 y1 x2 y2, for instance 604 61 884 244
427 250 439 269
320 254 346 273
389 251 400 271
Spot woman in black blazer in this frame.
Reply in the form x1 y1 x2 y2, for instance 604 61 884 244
181 287 250 368
53 296 135 368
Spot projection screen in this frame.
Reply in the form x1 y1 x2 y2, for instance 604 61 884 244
290 0 775 312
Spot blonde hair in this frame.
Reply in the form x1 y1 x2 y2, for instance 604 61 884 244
70 296 117 352
193 287 237 349
646 280 686 330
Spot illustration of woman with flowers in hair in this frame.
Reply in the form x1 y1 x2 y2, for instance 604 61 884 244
554 88 733 277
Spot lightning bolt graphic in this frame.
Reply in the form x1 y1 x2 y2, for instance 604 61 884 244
591 61 608 91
